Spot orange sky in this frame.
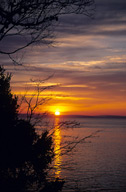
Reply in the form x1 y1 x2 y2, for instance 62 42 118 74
12 70 126 116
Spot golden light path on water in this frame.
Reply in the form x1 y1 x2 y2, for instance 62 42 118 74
54 117 62 178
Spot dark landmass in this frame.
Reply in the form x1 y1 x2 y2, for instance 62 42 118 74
60 115 126 119
19 113 126 119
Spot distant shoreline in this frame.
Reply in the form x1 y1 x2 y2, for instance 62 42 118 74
19 113 126 119
59 115 126 119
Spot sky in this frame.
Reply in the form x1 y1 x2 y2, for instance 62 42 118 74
1 0 126 116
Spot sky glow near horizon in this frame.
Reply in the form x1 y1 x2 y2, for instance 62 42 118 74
2 0 126 116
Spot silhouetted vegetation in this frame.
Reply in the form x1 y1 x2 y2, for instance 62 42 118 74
0 65 64 191
0 0 94 63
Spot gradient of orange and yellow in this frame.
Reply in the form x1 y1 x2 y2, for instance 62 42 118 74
12 68 126 116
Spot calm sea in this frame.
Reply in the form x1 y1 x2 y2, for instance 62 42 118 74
38 117 126 192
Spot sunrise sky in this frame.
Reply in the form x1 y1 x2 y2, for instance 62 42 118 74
1 0 126 116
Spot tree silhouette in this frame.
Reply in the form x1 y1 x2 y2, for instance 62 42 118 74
0 66 18 127
0 0 94 56
0 65 64 192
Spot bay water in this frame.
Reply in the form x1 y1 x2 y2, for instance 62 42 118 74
38 117 126 192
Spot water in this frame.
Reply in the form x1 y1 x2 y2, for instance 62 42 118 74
39 117 126 192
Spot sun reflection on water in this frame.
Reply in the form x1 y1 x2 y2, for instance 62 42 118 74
54 117 62 178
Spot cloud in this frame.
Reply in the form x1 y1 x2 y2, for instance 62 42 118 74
1 0 126 115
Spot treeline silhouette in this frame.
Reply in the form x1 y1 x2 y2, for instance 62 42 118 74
0 65 64 192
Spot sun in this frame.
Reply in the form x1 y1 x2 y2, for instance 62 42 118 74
55 111 60 116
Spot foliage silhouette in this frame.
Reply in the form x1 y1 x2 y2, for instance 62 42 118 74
0 65 63 192
0 66 18 127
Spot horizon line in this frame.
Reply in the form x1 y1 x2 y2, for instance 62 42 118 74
19 113 126 118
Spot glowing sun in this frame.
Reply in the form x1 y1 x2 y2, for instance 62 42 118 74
55 111 60 116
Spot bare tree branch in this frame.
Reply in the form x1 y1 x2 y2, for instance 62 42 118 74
0 0 95 57
19 76 56 124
